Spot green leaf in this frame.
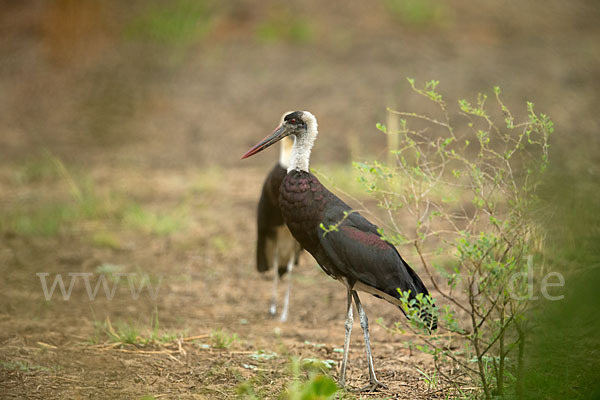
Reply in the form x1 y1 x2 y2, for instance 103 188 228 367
376 122 387 133
301 375 338 399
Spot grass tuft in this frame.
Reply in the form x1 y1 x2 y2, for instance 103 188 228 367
383 0 448 29
2 203 74 236
125 0 215 46
0 360 59 373
91 309 181 346
122 203 188 236
256 9 313 44
91 231 122 249
210 328 238 349
13 153 62 184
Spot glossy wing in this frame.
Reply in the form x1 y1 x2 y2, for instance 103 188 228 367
318 200 430 301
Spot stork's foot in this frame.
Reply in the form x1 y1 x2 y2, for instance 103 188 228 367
269 303 277 316
359 379 388 392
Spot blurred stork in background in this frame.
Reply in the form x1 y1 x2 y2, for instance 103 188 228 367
256 133 303 322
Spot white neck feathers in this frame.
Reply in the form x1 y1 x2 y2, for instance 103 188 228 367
278 136 294 169
288 111 318 173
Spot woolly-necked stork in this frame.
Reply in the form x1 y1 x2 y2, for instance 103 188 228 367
256 134 303 322
242 111 436 391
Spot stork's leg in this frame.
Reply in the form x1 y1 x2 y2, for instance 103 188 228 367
279 254 295 322
339 285 353 388
352 291 388 391
269 250 279 316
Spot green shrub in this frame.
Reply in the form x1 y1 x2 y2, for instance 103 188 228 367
355 79 553 399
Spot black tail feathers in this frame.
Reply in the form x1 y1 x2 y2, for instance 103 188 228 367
398 303 438 333
418 306 438 332
256 237 270 272
400 259 438 332
257 261 269 273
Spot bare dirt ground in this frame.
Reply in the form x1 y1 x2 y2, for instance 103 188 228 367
1 0 599 399
0 165 439 399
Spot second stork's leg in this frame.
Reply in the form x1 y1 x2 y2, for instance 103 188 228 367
279 253 295 322
352 291 388 391
339 284 353 387
269 250 279 316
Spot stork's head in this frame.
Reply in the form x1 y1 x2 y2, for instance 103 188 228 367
241 111 317 160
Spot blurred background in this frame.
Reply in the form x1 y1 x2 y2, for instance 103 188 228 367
1 0 599 398
1 0 598 168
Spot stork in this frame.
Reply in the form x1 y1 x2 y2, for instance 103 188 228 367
256 134 303 322
242 111 436 391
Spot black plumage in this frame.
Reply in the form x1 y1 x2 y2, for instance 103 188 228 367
279 170 434 323
242 110 436 391
256 163 302 276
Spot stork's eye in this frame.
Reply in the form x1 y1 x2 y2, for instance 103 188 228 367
289 118 297 124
